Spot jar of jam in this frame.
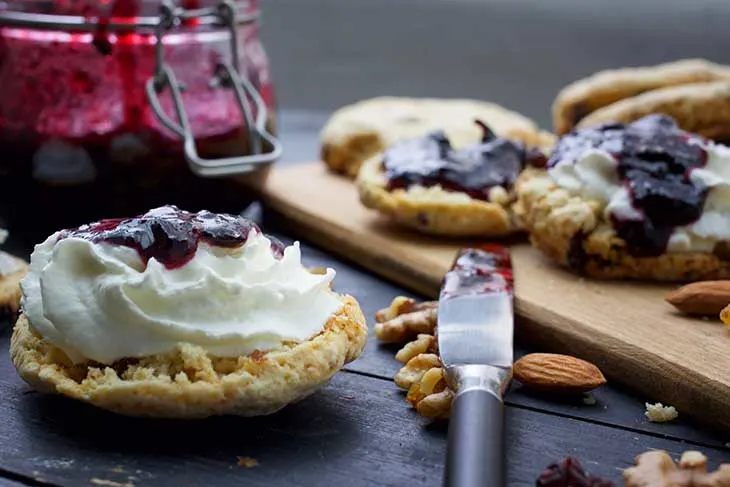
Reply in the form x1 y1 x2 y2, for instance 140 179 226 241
0 0 280 241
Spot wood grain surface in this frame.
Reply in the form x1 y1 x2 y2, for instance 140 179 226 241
259 162 730 434
2 332 729 487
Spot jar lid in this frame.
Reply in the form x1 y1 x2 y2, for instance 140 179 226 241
0 1 257 33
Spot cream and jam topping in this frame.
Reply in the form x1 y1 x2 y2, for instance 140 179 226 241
546 114 730 258
20 205 341 364
57 205 285 269
382 121 545 201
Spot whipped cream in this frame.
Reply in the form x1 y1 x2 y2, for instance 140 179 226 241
21 230 343 364
549 143 730 252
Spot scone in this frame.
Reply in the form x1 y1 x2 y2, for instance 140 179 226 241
10 205 368 418
553 58 730 135
0 251 28 318
320 96 545 178
515 114 730 280
576 81 730 141
357 120 550 237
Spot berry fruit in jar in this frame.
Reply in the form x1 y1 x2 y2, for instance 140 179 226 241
0 0 280 239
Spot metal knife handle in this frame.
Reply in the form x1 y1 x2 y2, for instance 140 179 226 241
444 388 505 487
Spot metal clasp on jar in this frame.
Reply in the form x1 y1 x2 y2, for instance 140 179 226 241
146 0 282 177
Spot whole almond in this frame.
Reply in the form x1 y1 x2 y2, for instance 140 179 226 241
513 353 606 393
665 280 730 316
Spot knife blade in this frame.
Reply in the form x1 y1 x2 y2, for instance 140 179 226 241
438 246 514 487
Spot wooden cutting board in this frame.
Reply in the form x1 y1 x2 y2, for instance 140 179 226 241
258 162 730 433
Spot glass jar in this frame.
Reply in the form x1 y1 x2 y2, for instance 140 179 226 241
0 0 280 241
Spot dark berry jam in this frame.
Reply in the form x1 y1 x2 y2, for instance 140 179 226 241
535 457 615 487
58 205 285 269
440 246 513 299
383 120 544 201
0 0 276 241
549 115 710 257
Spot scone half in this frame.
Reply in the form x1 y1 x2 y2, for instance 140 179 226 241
357 153 516 237
10 205 369 418
321 96 545 178
516 115 730 281
356 125 553 238
11 294 367 418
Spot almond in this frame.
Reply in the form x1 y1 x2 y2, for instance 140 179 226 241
665 280 730 316
513 353 606 393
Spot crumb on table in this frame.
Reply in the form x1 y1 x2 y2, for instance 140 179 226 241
645 402 678 423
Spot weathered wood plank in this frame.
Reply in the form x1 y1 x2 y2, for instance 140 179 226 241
1 335 729 487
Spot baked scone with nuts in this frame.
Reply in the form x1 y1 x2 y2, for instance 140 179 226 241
320 96 546 178
0 250 28 318
10 205 368 418
0 228 29 318
357 121 551 237
516 114 730 280
553 58 730 136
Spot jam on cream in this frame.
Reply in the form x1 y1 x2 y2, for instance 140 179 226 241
382 120 545 201
546 115 730 256
20 206 342 365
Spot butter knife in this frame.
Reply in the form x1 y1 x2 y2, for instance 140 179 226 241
439 246 514 487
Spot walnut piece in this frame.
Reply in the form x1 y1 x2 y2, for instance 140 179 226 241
379 297 451 419
394 353 441 389
374 303 437 343
624 450 730 486
395 334 437 363
645 402 679 423
375 297 438 323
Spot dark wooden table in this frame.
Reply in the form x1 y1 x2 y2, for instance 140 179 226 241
0 111 729 487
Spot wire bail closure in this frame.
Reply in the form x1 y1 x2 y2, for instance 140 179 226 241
145 0 282 177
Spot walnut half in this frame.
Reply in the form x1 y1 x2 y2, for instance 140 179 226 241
624 450 730 486
374 297 438 343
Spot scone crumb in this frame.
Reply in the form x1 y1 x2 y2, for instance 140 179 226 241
645 402 679 423
90 478 135 487
237 457 260 468
582 395 597 406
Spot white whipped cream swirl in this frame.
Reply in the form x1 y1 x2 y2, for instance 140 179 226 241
549 143 730 252
20 231 342 364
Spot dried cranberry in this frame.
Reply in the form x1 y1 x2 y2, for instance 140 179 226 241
58 205 283 269
536 457 615 487
383 120 543 201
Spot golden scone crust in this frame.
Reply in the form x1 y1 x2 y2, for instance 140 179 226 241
320 97 543 178
515 167 730 281
10 294 368 418
553 59 730 135
0 254 28 318
356 154 516 237
575 81 730 141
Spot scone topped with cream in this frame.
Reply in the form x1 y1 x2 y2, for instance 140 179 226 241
357 120 550 237
516 114 730 280
11 205 368 417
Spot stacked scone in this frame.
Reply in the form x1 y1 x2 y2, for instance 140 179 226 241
321 96 555 237
0 227 29 317
10 205 368 417
552 58 730 140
